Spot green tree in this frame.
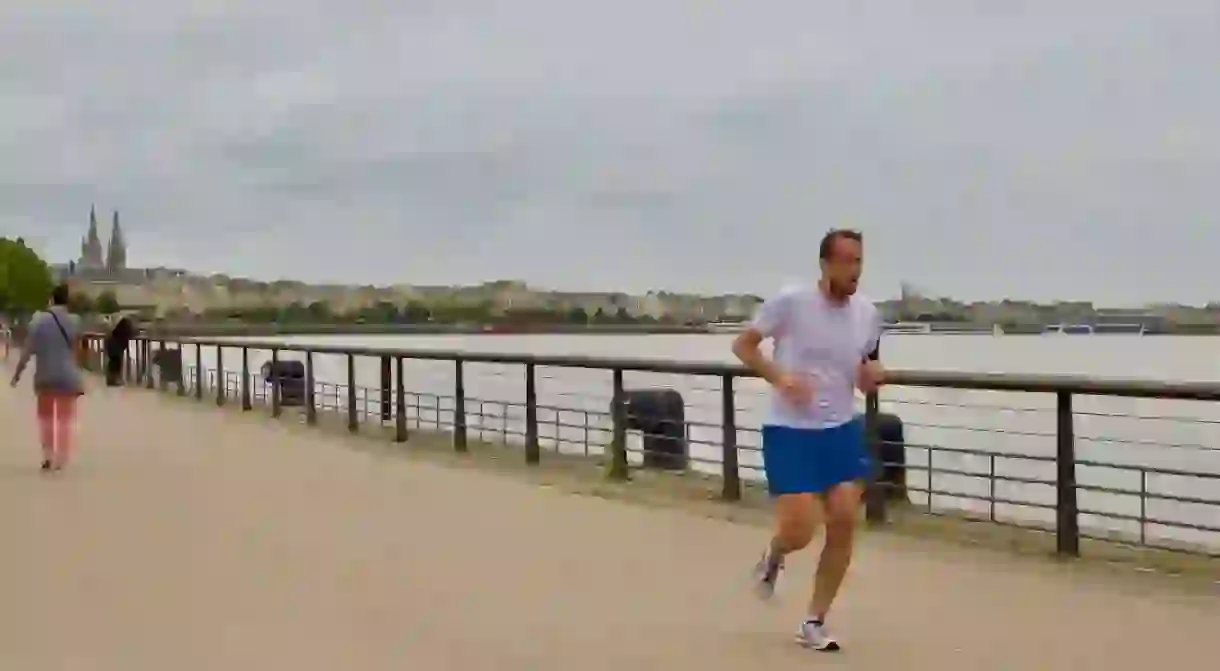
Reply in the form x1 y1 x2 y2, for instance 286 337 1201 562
0 237 54 317
279 301 309 322
68 292 95 314
402 301 431 322
565 306 589 323
95 290 121 314
306 300 332 321
365 301 399 323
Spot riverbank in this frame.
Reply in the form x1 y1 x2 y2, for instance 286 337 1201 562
139 320 1220 338
144 322 710 337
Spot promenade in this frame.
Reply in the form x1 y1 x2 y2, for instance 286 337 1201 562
1 371 1216 669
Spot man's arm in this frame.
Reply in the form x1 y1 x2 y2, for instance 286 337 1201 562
731 292 790 384
733 328 784 385
857 309 885 389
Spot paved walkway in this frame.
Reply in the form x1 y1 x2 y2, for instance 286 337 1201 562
1 371 1217 669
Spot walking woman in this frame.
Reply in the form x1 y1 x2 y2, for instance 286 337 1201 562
9 284 85 471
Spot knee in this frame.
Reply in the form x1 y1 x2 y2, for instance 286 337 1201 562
823 512 857 548
777 518 817 550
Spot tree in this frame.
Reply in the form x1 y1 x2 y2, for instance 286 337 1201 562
0 237 54 317
279 301 309 322
565 306 589 323
68 292 95 314
95 290 121 314
369 301 399 323
402 301 431 323
306 300 332 321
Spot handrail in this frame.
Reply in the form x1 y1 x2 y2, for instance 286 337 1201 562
129 334 1220 401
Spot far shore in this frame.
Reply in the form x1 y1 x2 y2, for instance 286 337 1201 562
141 322 711 337
135 321 1220 338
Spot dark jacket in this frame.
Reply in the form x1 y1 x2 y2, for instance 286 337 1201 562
105 316 134 357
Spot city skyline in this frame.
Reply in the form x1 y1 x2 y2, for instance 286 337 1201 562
3 3 1218 304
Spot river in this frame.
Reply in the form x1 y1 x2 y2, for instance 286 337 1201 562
179 333 1220 552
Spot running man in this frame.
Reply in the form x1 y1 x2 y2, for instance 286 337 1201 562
731 229 884 652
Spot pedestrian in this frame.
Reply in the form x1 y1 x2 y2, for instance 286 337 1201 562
731 229 885 652
9 283 86 471
105 313 134 386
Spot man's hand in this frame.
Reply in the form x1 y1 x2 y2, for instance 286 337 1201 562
856 360 885 393
774 373 813 407
9 376 20 388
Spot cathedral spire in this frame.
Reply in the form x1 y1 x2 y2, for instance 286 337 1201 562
106 210 127 273
81 205 104 269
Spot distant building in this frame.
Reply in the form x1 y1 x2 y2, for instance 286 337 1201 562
64 205 135 281
106 210 126 273
78 206 105 271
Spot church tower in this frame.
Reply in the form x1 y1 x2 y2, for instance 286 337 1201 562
79 205 105 270
106 210 127 273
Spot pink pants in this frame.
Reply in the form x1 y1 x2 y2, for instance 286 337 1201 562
36 392 78 465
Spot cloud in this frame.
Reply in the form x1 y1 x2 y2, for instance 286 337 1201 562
2 0 1218 303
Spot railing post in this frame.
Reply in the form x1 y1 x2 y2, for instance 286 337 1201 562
145 340 155 389
240 347 252 411
215 346 226 406
271 349 282 418
864 389 886 525
305 350 317 425
379 356 392 422
524 362 540 464
394 356 407 442
194 344 203 400
721 374 741 501
453 359 467 452
608 368 629 481
157 340 168 391
176 344 186 396
1055 391 1080 557
347 354 358 433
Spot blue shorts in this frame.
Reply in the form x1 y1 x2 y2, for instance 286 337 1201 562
761 419 872 496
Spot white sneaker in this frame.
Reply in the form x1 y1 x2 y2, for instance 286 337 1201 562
752 551 783 600
795 618 840 652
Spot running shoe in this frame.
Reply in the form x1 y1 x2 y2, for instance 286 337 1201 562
795 618 840 652
752 550 784 600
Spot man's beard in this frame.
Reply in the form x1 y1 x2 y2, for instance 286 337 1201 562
828 279 857 298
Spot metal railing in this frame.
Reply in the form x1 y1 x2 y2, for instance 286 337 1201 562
86 334 1220 559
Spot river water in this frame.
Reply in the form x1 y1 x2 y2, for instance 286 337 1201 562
181 333 1220 552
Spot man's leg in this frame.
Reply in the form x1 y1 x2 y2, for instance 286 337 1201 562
795 418 871 652
809 480 864 619
755 426 824 598
792 480 863 652
755 493 822 597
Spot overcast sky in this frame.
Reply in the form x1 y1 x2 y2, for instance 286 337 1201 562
2 2 1217 304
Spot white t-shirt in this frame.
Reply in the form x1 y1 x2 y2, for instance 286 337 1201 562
750 284 881 429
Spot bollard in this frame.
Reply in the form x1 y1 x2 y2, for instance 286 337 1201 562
620 389 687 470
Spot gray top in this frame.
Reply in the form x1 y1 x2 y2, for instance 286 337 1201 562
18 306 84 394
